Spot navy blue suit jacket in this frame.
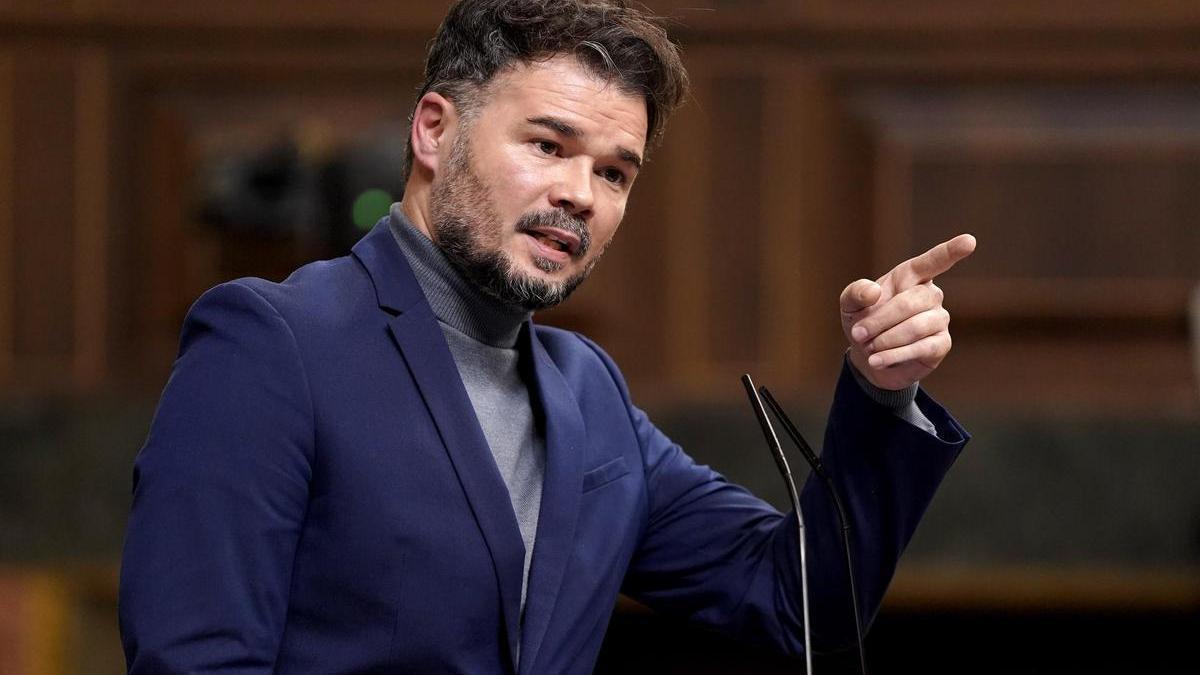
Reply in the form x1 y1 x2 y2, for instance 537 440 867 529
119 221 968 673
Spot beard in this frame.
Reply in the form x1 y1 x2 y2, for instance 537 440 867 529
428 133 605 312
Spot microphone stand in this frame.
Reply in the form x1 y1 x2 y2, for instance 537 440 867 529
741 374 813 675
760 385 868 675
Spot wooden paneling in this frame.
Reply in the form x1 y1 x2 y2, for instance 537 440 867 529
11 47 76 384
844 80 1199 412
0 2 1196 653
887 564 1200 612
73 46 110 390
0 0 75 19
0 52 12 385
3 1 1200 56
660 66 712 391
853 84 1200 293
704 73 764 367
0 2 1196 416
0 0 452 32
649 1 1200 35
95 0 453 29
759 61 823 383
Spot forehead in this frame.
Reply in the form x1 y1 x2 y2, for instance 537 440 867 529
479 55 649 153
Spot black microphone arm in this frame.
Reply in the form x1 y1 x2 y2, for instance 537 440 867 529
741 374 813 675
760 385 868 675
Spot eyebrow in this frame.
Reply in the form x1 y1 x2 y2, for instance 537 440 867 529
526 115 643 170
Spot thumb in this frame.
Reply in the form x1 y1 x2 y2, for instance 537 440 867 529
840 279 881 315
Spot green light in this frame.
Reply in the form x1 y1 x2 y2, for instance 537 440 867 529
352 188 394 230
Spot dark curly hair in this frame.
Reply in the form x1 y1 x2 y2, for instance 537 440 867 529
405 0 689 177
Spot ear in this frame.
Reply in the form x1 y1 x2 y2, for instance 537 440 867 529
409 92 459 176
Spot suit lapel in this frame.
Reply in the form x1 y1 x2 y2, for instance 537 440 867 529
354 223 525 668
517 327 586 674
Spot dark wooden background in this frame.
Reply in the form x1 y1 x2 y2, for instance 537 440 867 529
1 1 1198 673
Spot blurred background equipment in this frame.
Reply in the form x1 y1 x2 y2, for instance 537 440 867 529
0 1 1198 673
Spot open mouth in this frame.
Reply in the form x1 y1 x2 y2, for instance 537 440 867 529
522 226 581 257
529 231 572 253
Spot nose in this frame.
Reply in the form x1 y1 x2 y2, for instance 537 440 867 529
549 158 594 218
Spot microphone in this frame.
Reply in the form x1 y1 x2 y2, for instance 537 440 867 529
741 374 813 675
760 385 868 675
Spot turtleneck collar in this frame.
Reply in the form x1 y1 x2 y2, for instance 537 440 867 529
387 203 531 349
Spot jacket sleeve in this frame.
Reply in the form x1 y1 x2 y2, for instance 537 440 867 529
119 281 315 673
612 353 968 657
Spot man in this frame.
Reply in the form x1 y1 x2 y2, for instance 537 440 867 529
119 1 975 673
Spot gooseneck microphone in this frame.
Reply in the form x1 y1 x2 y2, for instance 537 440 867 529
741 374 813 675
760 385 868 675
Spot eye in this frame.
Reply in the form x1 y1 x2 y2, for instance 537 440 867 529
534 140 559 155
600 167 627 185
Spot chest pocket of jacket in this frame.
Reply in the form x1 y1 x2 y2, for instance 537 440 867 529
582 456 629 493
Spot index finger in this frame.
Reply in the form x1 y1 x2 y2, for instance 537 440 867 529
898 234 977 285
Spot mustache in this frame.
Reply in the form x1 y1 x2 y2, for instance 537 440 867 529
515 209 591 257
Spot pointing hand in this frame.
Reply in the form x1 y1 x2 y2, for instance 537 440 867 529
839 234 977 391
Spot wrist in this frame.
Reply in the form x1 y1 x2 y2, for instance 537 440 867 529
846 350 919 409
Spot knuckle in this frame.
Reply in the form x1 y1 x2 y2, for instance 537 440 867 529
939 333 953 354
926 310 947 333
924 341 940 360
908 292 926 315
930 282 944 303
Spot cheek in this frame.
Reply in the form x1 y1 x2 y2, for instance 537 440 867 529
492 147 545 204
590 203 625 249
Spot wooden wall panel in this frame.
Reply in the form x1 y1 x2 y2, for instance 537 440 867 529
11 48 76 383
704 74 764 368
5 1 1200 34
659 68 712 392
93 0 453 31
73 46 110 390
758 61 878 390
0 52 13 388
847 81 1199 412
0 1 1196 416
0 0 75 18
854 84 1200 307
0 53 12 386
759 62 820 384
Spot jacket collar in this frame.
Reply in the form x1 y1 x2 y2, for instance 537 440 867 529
351 217 428 316
352 219 587 673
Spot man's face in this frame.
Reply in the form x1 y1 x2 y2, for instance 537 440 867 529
428 55 648 310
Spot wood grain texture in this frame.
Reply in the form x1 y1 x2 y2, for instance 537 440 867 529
0 53 12 385
887 563 1200 612
73 45 109 390
0 2 1195 418
11 47 76 384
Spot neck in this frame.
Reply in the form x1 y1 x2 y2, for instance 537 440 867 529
399 181 434 240
388 203 531 348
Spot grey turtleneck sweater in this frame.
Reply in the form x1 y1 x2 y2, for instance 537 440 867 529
385 203 936 651
388 206 544 639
